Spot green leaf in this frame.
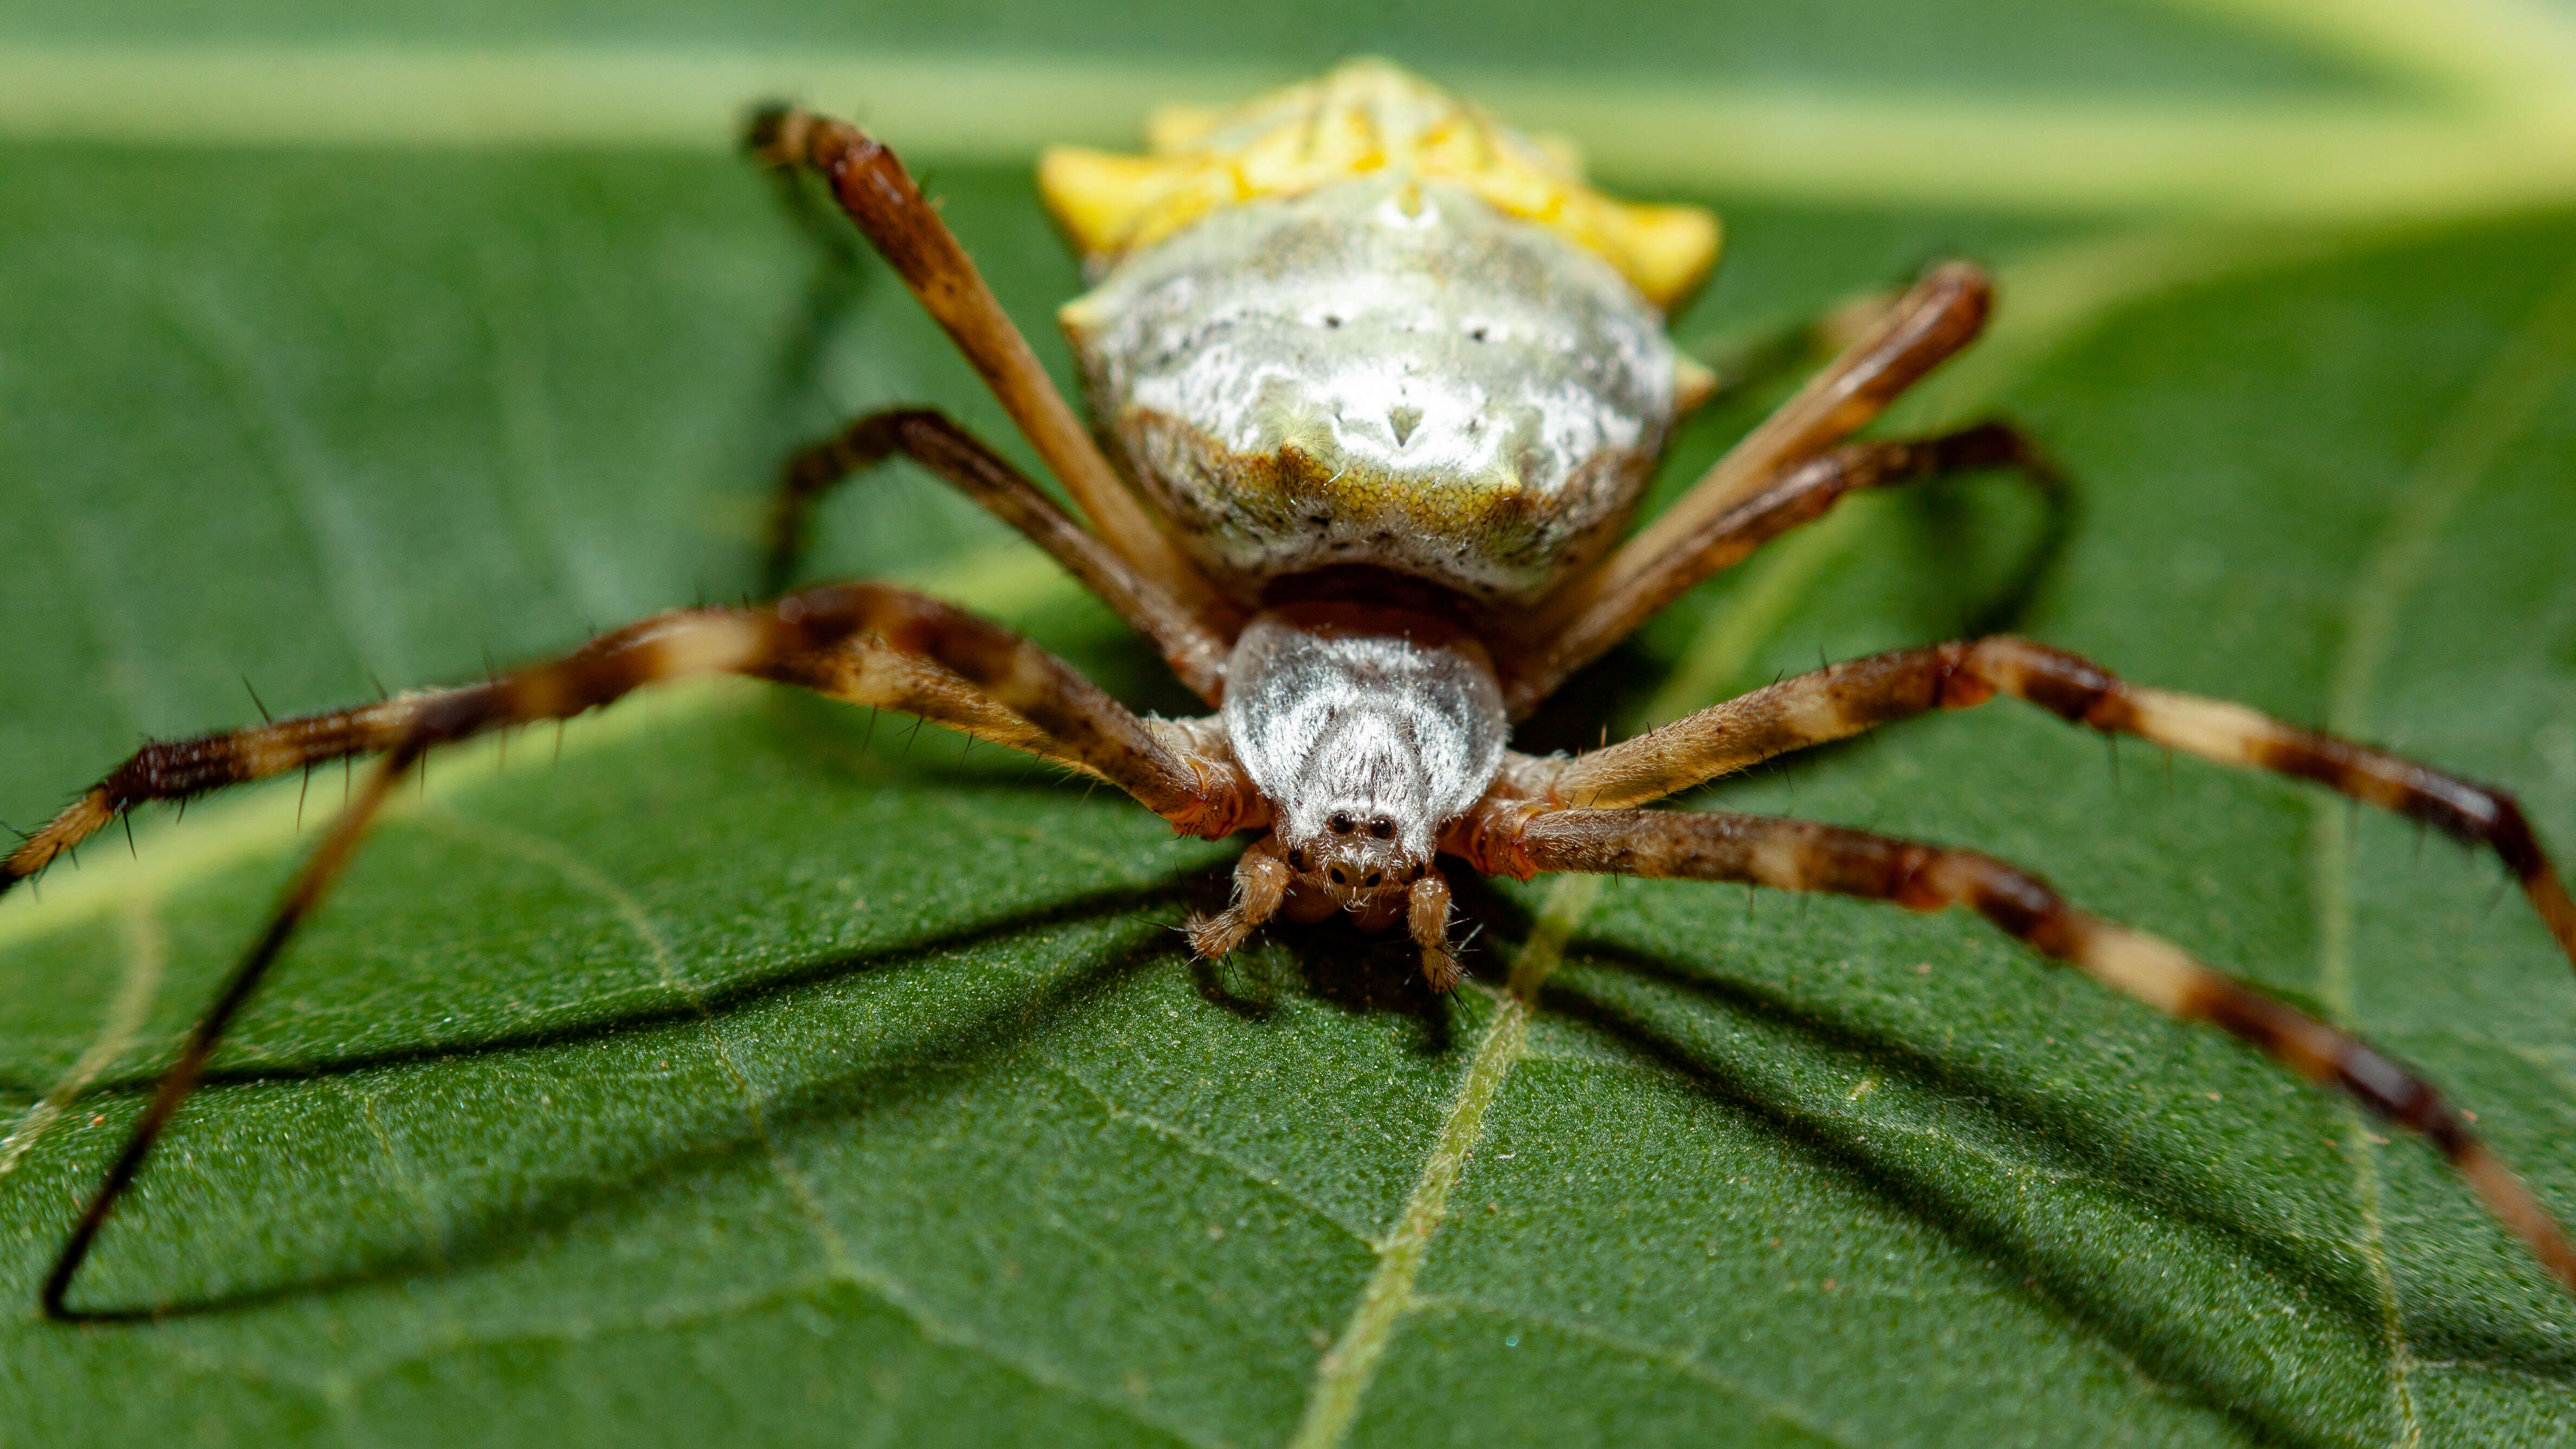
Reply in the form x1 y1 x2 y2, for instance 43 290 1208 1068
6 11 2576 1447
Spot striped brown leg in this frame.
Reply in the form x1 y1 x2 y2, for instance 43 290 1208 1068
745 107 1233 627
0 652 1065 897
4 696 418 894
1537 637 2576 971
1485 805 2576 1295
25 581 1257 1319
3 584 1255 899
1499 423 2058 714
1519 261 1997 656
763 407 1231 700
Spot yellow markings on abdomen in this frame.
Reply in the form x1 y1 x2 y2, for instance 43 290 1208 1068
1038 58 1720 311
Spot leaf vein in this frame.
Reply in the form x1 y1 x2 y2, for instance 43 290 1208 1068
2310 249 2576 1448
1040 1060 1375 1244
1403 1288 1863 1448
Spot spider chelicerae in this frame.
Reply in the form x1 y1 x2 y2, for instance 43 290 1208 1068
9 59 2576 1323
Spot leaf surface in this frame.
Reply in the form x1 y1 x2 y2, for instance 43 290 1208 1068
5 9 2576 1447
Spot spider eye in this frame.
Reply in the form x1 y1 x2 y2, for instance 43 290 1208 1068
1368 816 1395 839
1328 812 1355 835
1287 848 1309 871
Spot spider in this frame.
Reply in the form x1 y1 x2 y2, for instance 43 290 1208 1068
9 58 2576 1325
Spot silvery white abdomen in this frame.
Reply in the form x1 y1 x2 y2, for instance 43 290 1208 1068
1060 176 1680 608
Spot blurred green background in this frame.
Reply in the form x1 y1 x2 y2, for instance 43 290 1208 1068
4 3 2576 1446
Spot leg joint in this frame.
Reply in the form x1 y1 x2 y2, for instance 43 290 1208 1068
1931 641 1997 710
1974 637 2124 729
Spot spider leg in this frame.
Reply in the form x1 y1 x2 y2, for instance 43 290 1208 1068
3 585 1255 899
1482 804 2576 1295
1499 423 2059 714
744 106 1233 626
5 696 418 892
25 581 1261 1319
1536 637 2576 970
1526 261 1997 647
762 407 1231 699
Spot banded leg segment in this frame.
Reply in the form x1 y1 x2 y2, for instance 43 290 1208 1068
1524 261 1995 648
745 107 1230 624
0 641 1071 899
1499 423 2057 714
1503 806 2576 1293
6 582 1253 899
1538 636 2576 971
36 581 1251 1318
4 699 415 892
763 407 1231 700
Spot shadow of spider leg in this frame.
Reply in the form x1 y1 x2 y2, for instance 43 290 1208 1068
8 579 1260 1322
1471 805 2576 1295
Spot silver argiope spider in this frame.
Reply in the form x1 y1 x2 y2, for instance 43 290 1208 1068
9 59 2576 1323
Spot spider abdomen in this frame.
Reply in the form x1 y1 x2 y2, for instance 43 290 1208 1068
1038 59 1718 611
1061 177 1681 606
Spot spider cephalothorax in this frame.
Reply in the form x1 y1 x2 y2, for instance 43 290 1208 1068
12 57 2576 1324
1197 600 1509 984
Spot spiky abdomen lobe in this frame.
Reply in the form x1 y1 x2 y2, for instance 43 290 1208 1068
1062 178 1679 607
